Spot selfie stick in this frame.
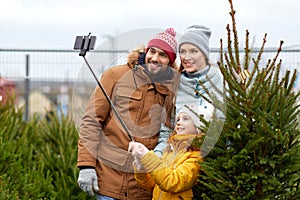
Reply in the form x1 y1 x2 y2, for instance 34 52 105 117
74 33 133 141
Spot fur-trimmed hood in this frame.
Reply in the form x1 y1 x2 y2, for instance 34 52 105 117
127 45 146 68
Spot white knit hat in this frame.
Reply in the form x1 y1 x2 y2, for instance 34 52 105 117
177 103 214 130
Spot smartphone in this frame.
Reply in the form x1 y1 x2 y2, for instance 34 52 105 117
138 52 146 65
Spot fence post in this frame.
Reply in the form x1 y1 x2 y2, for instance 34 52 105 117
25 54 30 122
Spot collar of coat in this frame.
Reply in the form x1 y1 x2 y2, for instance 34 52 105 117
168 134 199 152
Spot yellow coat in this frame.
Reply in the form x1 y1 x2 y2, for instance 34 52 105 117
134 134 202 200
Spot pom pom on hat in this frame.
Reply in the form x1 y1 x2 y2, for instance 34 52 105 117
179 25 211 59
147 28 178 64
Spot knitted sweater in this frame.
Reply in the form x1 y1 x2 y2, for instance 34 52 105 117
176 65 223 117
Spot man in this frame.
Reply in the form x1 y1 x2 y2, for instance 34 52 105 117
77 28 178 200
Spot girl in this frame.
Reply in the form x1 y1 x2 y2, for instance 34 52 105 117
128 104 210 200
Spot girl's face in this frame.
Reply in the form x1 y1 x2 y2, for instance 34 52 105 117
175 112 198 135
179 43 206 72
145 47 170 74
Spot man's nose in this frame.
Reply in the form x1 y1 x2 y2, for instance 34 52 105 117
151 53 159 61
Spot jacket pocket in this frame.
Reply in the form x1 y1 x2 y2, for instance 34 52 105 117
117 87 143 100
114 87 143 113
113 87 143 128
97 139 134 172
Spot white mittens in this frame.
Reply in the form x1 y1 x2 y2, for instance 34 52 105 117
128 141 149 159
128 141 149 170
78 168 99 196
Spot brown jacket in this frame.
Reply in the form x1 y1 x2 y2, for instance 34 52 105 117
77 58 177 199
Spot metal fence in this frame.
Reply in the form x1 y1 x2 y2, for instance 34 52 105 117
0 47 299 121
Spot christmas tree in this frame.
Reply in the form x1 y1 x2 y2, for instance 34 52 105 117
194 0 300 199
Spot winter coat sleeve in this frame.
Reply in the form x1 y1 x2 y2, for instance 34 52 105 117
153 123 171 157
138 150 201 193
134 168 156 192
77 68 119 167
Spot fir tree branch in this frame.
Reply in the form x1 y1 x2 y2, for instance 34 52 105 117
228 0 241 73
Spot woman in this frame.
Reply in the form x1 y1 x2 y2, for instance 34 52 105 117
128 104 208 200
176 25 224 115
156 25 224 159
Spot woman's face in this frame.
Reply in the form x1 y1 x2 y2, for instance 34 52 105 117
175 112 198 135
179 43 206 72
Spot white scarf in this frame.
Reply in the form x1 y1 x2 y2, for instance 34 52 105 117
176 65 223 115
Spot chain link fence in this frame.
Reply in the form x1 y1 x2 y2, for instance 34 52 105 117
0 47 299 120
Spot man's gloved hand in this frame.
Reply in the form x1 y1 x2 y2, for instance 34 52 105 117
78 168 99 196
128 141 149 159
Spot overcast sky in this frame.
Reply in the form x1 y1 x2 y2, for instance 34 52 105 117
1 0 299 49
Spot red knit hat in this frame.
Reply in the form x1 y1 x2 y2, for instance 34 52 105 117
146 28 177 64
